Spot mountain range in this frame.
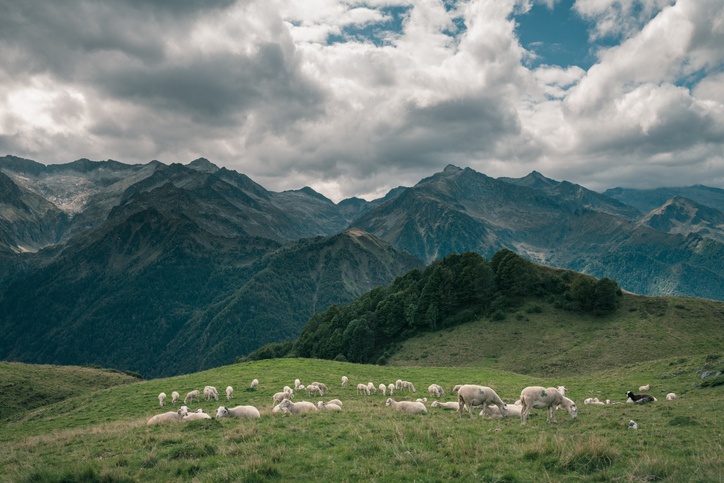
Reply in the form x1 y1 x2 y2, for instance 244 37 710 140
1 155 723 376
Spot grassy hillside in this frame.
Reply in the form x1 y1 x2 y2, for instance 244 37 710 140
0 362 138 421
1 357 722 482
386 294 724 376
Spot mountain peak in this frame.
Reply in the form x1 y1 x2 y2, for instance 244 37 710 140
443 164 462 173
187 158 220 173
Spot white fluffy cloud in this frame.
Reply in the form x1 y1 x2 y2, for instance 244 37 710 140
0 0 722 201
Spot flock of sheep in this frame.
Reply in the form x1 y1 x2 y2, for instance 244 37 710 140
147 376 674 427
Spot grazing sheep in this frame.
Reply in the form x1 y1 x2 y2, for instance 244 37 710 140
431 400 460 410
626 391 657 403
278 399 318 414
457 385 508 419
272 391 293 406
385 398 427 414
184 409 212 421
147 406 189 426
367 382 377 395
341 376 348 388
395 379 403 390
520 386 577 425
215 405 261 419
284 386 294 394
357 383 370 395
250 379 259 390
317 401 342 411
639 384 650 391
379 383 387 396
294 379 302 390
204 386 219 401
557 386 567 396
171 391 180 404
158 392 166 407
226 386 233 400
666 393 677 400
388 384 395 396
311 382 329 395
428 384 445 398
306 384 323 397
400 381 416 392
183 390 200 404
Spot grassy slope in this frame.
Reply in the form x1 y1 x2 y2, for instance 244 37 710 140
387 294 724 376
0 362 138 421
1 356 722 482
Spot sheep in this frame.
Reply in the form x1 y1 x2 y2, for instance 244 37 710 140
215 405 261 419
250 379 259 390
367 382 377 395
357 383 370 395
272 391 292 406
317 401 342 411
666 393 677 400
226 386 233 400
306 384 323 397
626 391 657 403
388 384 395 396
416 397 427 403
147 406 189 426
431 400 460 410
452 384 463 394
326 399 343 407
283 386 294 394
158 392 166 407
379 383 387 396
294 379 302 390
341 376 348 388
457 385 508 419
204 386 219 401
557 386 567 396
400 381 416 392
385 398 427 414
278 399 318 414
311 382 329 395
639 384 650 391
184 409 212 421
584 397 602 405
395 379 403 390
171 391 180 404
481 404 522 419
520 386 577 425
183 390 200 404
428 384 445 398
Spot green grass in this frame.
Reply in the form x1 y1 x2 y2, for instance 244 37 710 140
1 356 722 482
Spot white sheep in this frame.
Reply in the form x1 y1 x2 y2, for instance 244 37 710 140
520 386 577 425
557 385 567 396
457 385 508 419
171 391 180 404
378 383 387 396
184 409 212 421
367 382 377 395
416 397 427 403
317 401 342 411
388 383 395 396
147 406 189 426
428 384 445 398
225 386 233 400
277 399 318 414
401 381 416 392
284 386 294 394
294 379 302 390
639 384 650 391
215 405 261 419
357 383 370 395
385 398 427 414
326 399 343 407
481 404 522 419
431 400 460 410
452 384 463 394
341 376 348 388
183 390 200 404
251 379 259 390
311 382 329 395
666 393 677 400
395 379 403 390
306 384 323 397
272 391 292 406
204 386 219 401
158 392 166 407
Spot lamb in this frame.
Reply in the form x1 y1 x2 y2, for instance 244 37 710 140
457 385 508 419
183 390 200 404
387 384 394 396
147 406 189 425
431 400 460 410
626 391 657 403
639 384 650 391
378 383 387 396
357 383 370 395
481 404 522 419
283 386 294 394
584 397 605 406
277 399 318 414
311 382 329 395
184 409 212 421
416 397 427 403
215 405 261 419
204 386 219 401
666 393 677 400
395 379 403 390
519 386 577 425
226 386 233 400
272 391 293 406
367 382 377 395
557 386 567 396
294 379 302 390
452 384 463 394
317 401 342 411
306 384 323 397
158 392 166 407
385 398 427 414
428 384 445 398
250 379 259 390
171 391 180 404
400 381 416 392
326 399 343 407
341 376 348 388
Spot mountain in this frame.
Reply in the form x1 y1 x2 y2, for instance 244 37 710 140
604 185 724 212
640 196 724 244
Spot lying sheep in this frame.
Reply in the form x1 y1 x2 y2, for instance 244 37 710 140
215 405 261 419
226 386 233 400
278 399 318 414
341 376 348 388
457 385 508 419
666 393 677 400
183 390 200 404
327 399 343 407
204 386 219 401
184 409 212 421
520 386 577 425
251 379 259 390
481 403 522 419
416 397 427 403
431 400 460 410
639 384 650 391
158 392 166 407
317 401 342 411
147 406 189 425
626 391 657 403
385 398 427 414
171 391 180 404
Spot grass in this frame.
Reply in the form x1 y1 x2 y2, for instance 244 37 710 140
0 355 722 482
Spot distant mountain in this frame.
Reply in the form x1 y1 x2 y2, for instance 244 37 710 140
604 185 724 212
640 196 724 244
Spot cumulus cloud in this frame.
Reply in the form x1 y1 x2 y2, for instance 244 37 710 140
0 0 722 201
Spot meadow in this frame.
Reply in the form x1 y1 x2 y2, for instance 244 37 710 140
1 355 722 482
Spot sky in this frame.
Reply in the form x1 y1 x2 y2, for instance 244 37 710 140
0 0 722 202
